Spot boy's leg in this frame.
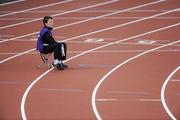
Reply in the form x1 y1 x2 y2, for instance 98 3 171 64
58 42 68 68
49 43 68 69
59 42 67 60
43 43 64 70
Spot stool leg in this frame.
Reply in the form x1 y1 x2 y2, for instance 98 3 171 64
38 53 53 69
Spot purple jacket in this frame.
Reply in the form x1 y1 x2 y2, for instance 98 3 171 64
36 27 52 52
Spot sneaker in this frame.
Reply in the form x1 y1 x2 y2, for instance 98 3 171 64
62 63 68 68
52 63 64 70
57 63 64 70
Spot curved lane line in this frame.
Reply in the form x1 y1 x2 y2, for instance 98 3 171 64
91 40 180 120
21 24 180 120
161 66 180 120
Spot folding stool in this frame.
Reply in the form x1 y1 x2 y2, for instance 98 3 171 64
38 52 53 69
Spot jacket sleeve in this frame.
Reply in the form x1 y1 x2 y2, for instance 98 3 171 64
42 32 57 45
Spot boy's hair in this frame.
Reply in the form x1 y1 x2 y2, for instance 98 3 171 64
43 16 53 24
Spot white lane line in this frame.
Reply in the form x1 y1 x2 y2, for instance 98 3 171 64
96 98 161 102
0 35 14 38
1 49 180 55
21 24 180 120
20 43 115 120
7 38 180 47
115 22 180 44
135 39 170 42
21 67 54 120
0 0 166 43
1 9 180 13
1 19 180 64
96 99 118 101
79 64 116 67
21 22 180 120
110 42 180 47
0 0 168 64
0 0 72 17
0 0 120 30
139 99 161 102
96 98 135 101
1 16 180 20
161 66 180 120
0 0 121 43
0 52 38 55
108 91 150 95
115 42 180 47
1 9 180 64
91 40 180 120
0 49 35 64
170 79 180 82
0 81 31 85
60 7 180 44
0 0 25 6
0 36 66 41
40 88 82 93
69 40 180 47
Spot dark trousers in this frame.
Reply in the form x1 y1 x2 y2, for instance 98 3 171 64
43 42 67 60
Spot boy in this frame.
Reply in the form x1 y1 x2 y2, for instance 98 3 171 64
37 16 68 70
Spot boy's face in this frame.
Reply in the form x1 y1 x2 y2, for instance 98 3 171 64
45 19 54 28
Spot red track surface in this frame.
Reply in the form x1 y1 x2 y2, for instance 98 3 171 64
0 0 180 119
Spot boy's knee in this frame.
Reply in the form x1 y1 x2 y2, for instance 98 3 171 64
59 42 67 48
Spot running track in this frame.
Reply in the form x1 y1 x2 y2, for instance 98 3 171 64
0 0 180 119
